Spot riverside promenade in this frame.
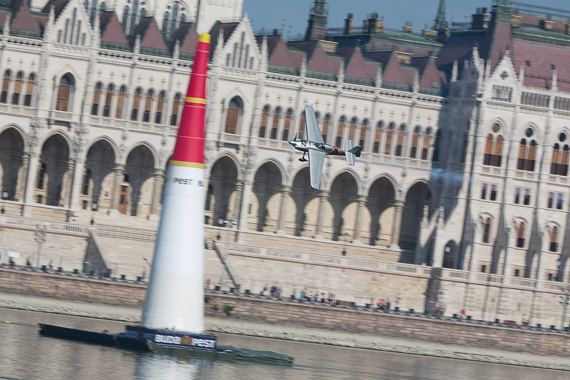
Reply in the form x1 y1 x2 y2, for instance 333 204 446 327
0 267 570 370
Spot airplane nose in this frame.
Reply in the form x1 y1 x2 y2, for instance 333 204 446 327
288 140 294 146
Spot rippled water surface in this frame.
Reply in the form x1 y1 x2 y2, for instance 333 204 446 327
0 308 567 380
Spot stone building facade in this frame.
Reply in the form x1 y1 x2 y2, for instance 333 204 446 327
1 0 570 293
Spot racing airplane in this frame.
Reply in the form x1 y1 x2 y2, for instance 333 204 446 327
288 105 362 190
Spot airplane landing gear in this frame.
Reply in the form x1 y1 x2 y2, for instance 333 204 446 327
299 152 308 162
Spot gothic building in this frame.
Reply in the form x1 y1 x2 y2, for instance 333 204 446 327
1 0 570 287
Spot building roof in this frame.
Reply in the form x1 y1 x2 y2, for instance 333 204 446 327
169 22 199 57
100 11 128 46
129 17 168 54
11 0 37 33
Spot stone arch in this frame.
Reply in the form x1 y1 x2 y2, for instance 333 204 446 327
400 181 432 255
37 134 71 206
86 136 121 164
252 158 286 186
250 161 283 232
0 127 25 202
206 152 241 179
124 145 156 216
206 156 239 226
290 167 319 237
367 176 397 246
83 139 117 213
325 168 363 194
0 124 29 151
125 141 159 168
329 171 359 241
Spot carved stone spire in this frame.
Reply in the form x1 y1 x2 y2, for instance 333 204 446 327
304 0 328 41
433 0 447 30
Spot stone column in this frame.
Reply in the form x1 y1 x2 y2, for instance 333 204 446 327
390 200 404 248
62 158 75 209
237 179 252 238
469 220 482 273
148 169 165 221
23 151 40 217
276 185 292 235
68 157 85 218
352 196 366 244
15 152 30 203
108 164 125 216
503 224 516 277
536 228 550 283
314 191 330 240
232 179 244 220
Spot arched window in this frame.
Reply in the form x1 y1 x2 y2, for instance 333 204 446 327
336 116 345 147
12 72 23 105
82 168 91 195
551 142 569 176
482 218 491 243
91 82 102 115
116 86 126 119
384 123 395 155
1 70 10 104
516 222 525 248
348 117 357 142
550 226 558 252
155 91 165 123
484 134 493 165
225 97 240 134
410 126 420 158
373 121 383 153
143 89 153 122
56 74 73 112
37 163 47 190
271 107 281 139
298 111 306 139
24 73 35 107
493 135 503 166
131 88 142 121
322 114 330 143
282 109 292 141
395 125 405 156
517 129 537 171
103 84 114 117
432 130 442 162
359 119 368 148
421 128 431 160
170 93 181 126
259 106 269 138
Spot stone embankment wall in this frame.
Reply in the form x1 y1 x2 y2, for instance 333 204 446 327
1 268 569 357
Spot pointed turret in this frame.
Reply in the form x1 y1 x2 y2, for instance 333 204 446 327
304 0 328 41
433 0 447 30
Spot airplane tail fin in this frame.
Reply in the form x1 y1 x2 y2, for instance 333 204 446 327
345 139 355 166
348 145 362 158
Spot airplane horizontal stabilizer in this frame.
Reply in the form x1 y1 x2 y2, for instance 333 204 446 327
345 139 355 166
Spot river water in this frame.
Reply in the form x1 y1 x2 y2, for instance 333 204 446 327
0 308 567 380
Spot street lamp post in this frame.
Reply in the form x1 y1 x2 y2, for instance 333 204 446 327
559 285 570 331
219 217 236 290
34 224 47 269
342 233 349 256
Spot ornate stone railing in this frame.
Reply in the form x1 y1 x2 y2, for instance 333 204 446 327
0 215 90 235
441 268 564 292
226 242 433 277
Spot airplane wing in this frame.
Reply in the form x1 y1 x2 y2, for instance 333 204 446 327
308 149 325 190
305 105 324 144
